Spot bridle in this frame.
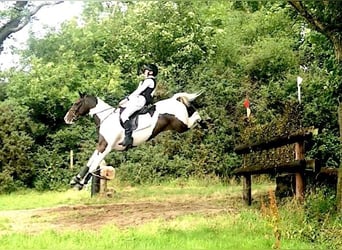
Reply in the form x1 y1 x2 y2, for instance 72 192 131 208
68 100 83 122
69 97 119 127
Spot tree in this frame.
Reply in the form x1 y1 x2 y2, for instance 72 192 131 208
0 0 340 191
288 0 342 210
288 0 342 63
0 1 63 54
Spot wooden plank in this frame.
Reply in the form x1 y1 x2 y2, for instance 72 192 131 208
320 167 338 176
232 160 311 175
234 131 313 154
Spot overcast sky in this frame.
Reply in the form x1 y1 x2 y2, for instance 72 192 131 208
0 1 84 70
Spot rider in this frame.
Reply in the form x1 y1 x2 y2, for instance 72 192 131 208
119 63 158 148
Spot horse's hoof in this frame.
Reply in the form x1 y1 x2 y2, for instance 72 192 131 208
73 183 84 191
198 120 208 129
70 176 80 186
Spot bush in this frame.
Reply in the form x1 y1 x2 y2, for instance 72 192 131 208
34 165 72 191
282 187 342 249
0 171 24 193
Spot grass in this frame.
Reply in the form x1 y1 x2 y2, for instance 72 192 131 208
0 178 340 250
0 211 320 250
0 177 273 211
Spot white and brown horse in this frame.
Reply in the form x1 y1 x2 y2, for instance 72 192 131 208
64 91 205 190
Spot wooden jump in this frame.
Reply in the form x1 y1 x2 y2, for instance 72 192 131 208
233 130 315 205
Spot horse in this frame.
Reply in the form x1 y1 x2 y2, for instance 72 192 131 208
64 91 205 190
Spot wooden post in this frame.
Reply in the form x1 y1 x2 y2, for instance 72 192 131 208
100 178 108 195
91 167 100 197
337 102 342 211
243 174 252 205
295 141 305 200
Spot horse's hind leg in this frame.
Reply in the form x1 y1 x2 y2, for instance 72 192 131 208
187 111 202 128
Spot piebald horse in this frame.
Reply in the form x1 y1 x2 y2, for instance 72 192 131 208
64 91 204 190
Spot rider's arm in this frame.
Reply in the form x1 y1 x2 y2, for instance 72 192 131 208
128 78 155 99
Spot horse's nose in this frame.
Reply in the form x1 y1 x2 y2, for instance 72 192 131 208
64 113 74 124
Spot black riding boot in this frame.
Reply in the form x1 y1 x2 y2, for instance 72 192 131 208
119 120 133 148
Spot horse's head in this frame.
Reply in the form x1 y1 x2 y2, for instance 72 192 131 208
64 92 97 124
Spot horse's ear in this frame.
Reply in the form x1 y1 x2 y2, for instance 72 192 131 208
78 91 85 98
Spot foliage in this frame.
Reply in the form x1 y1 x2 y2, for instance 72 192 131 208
0 1 340 191
0 100 37 191
281 187 342 249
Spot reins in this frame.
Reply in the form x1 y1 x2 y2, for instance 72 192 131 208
93 107 118 130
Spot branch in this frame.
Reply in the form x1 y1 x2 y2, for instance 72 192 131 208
9 1 64 33
288 1 328 34
0 1 64 53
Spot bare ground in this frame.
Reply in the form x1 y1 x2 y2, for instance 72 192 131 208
0 196 239 234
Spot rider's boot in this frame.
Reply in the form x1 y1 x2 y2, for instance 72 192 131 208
119 120 133 149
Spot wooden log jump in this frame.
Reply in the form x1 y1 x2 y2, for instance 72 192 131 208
233 129 316 205
91 161 115 197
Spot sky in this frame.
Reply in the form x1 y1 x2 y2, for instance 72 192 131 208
0 1 84 70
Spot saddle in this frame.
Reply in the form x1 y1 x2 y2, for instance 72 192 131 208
119 105 156 130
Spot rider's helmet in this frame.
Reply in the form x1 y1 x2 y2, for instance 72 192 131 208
141 63 158 77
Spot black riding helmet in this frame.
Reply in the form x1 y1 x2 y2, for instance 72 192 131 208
140 63 158 77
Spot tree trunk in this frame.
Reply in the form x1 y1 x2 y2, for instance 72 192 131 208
337 102 342 211
331 34 342 64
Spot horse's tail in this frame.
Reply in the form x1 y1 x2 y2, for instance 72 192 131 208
172 91 203 107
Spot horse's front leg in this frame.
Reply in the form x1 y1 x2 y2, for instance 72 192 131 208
70 149 99 190
71 136 112 190
80 145 112 186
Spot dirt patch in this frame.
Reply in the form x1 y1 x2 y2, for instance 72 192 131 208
0 197 237 234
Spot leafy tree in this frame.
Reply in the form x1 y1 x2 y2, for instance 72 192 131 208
0 1 340 190
288 0 342 63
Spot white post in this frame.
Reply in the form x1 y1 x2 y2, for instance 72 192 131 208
70 150 73 169
297 76 303 104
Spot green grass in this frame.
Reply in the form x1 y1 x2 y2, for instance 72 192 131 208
0 177 273 211
0 188 91 210
0 211 320 250
0 178 339 250
0 178 235 210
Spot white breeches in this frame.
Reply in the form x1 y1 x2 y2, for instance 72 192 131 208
120 95 146 122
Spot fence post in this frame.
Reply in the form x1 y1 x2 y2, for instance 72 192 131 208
91 166 100 197
243 174 252 205
295 141 305 200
